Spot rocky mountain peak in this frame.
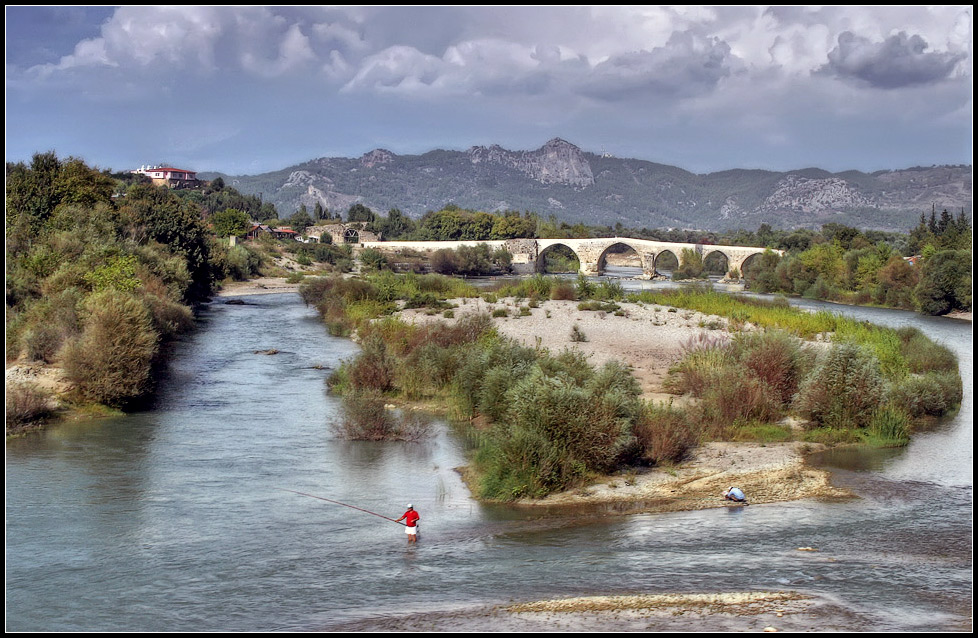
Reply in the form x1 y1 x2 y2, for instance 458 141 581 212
360 148 395 168
468 138 593 187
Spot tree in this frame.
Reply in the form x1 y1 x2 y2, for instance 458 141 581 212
490 212 536 239
914 250 972 315
211 208 250 238
314 201 327 221
821 223 863 250
290 206 313 233
347 203 375 223
375 208 415 239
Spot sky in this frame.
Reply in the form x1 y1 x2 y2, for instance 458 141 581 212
5 6 973 177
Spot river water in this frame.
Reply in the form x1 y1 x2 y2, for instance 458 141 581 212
5 277 972 631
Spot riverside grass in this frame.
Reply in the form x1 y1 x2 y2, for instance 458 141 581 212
302 273 963 499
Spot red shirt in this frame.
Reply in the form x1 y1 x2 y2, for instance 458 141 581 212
401 510 420 527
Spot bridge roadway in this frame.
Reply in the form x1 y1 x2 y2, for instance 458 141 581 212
358 237 779 279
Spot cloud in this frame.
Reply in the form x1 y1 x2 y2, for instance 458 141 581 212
579 31 736 101
4 6 971 175
819 30 967 89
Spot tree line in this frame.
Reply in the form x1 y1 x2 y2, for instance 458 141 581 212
290 199 971 317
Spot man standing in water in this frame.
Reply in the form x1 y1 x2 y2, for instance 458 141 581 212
395 504 420 543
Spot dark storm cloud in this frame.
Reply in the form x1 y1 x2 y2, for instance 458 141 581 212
820 31 967 89
579 32 735 101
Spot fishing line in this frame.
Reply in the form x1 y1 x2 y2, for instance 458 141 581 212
277 488 407 526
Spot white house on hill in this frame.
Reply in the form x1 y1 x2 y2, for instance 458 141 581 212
131 165 199 188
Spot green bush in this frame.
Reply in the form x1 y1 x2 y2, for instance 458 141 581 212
141 292 194 339
914 249 972 315
345 336 396 393
867 405 911 446
793 343 884 429
663 333 732 397
887 371 963 418
895 327 959 373
17 289 83 363
62 290 160 406
475 360 638 499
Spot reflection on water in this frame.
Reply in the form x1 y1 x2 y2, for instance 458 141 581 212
5 290 972 632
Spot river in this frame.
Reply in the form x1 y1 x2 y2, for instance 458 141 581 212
5 278 972 631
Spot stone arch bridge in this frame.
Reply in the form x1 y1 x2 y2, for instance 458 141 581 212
359 237 779 279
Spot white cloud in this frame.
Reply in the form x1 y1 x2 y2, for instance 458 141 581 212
5 6 971 174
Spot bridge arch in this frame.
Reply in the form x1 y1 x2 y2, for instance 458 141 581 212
703 249 730 278
738 251 768 279
596 241 645 275
653 249 680 276
537 242 583 274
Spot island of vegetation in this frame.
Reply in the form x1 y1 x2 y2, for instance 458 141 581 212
295 267 963 508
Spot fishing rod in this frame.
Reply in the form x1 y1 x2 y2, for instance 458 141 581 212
277 488 406 526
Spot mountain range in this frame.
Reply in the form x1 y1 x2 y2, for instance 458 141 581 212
203 138 972 232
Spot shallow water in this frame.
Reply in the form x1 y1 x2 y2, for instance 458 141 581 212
5 287 972 631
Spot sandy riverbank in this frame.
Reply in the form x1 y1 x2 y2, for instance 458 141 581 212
399 296 750 402
214 277 302 296
396 296 853 513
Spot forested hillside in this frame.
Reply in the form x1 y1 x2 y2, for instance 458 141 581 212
205 139 972 233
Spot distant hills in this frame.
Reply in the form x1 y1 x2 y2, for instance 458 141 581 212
202 138 972 232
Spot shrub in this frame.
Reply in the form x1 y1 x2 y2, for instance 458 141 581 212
577 300 620 312
887 371 963 418
895 327 958 373
595 279 625 301
492 308 509 318
5 382 55 431
549 279 577 300
224 244 264 280
695 371 784 439
732 330 810 405
359 247 391 271
346 336 396 393
141 292 194 340
62 289 159 406
662 333 731 397
793 343 884 429
332 390 431 441
575 273 596 299
570 324 588 342
632 402 698 464
430 248 459 275
476 363 636 498
17 289 83 363
914 249 972 315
